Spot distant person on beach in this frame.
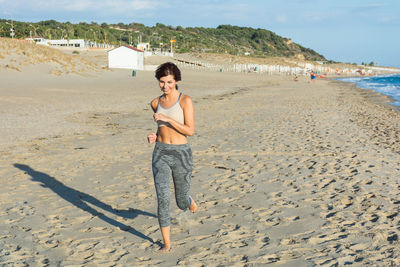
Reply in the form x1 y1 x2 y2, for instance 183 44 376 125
147 62 198 252
310 70 316 82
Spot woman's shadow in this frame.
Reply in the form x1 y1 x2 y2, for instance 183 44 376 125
14 163 157 244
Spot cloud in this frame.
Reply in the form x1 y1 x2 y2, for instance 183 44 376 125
276 14 288 23
300 12 325 23
1 0 161 15
63 0 159 12
352 3 385 11
62 1 94 12
378 15 400 25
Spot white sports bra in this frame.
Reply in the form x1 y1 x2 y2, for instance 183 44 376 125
156 93 185 128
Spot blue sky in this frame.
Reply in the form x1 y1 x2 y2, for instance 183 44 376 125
1 0 399 67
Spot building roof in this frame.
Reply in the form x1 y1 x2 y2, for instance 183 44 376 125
125 45 143 52
108 45 143 53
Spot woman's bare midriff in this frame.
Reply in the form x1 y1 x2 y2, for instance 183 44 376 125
157 126 188 144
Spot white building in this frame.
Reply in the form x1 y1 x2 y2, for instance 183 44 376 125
26 37 86 48
108 46 144 70
47 39 86 48
25 36 45 43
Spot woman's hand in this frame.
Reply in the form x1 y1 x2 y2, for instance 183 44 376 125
153 113 170 123
147 132 157 144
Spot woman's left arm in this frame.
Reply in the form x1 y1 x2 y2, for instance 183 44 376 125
153 95 195 136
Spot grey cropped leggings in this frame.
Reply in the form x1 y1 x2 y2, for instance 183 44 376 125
152 141 193 227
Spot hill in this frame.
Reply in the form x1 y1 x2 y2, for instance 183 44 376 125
0 19 326 61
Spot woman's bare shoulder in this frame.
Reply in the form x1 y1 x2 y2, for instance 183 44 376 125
150 97 159 112
180 94 193 105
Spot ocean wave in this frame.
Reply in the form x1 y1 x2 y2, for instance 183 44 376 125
338 74 400 106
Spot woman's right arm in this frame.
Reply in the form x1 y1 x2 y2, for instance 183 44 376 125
147 98 158 144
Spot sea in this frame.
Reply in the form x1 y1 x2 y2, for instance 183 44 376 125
338 74 400 108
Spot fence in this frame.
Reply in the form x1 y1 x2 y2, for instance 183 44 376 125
172 57 380 76
144 51 174 57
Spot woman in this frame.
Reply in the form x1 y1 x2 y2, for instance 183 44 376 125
147 62 198 252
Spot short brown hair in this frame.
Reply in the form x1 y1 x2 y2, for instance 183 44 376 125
155 62 181 82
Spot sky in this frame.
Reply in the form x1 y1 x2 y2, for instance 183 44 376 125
1 0 399 67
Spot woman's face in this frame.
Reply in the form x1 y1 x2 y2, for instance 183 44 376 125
159 75 177 94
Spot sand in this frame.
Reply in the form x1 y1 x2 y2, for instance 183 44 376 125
1 47 400 266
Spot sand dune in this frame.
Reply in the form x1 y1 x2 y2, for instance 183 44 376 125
0 38 105 75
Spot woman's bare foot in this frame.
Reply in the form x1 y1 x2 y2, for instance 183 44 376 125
160 226 171 252
189 196 198 213
159 244 171 252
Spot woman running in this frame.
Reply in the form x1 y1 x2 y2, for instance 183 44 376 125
147 62 198 252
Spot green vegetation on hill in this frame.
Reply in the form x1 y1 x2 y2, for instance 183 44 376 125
0 19 326 61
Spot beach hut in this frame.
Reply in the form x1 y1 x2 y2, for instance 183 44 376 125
107 46 144 70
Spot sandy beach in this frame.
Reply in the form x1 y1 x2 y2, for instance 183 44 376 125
1 46 400 266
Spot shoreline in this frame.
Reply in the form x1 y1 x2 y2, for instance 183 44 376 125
332 77 400 113
334 73 400 111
